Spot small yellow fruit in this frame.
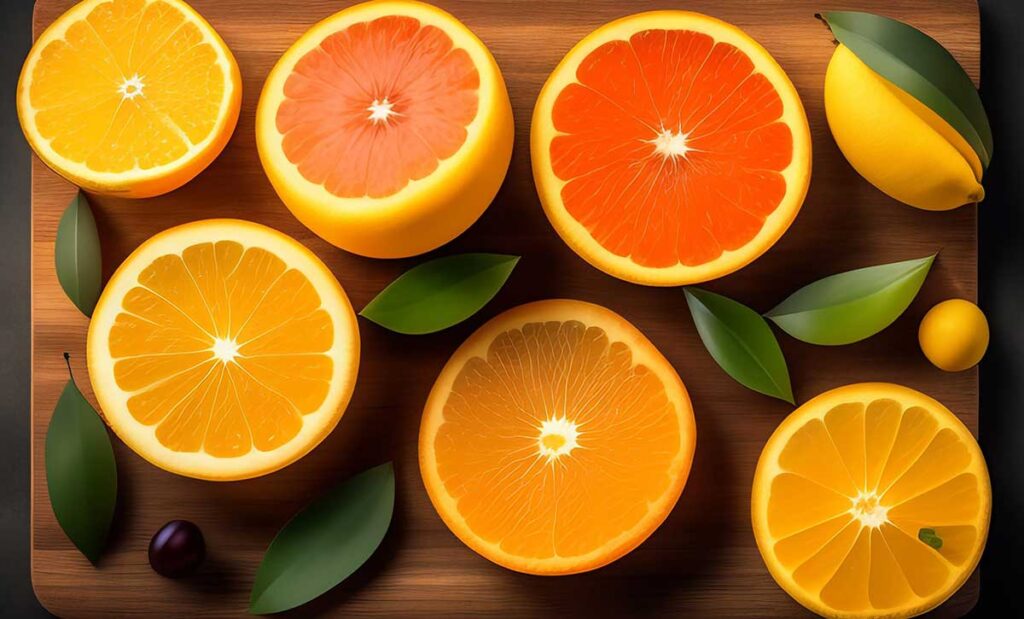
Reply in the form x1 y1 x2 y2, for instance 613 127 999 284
824 44 984 211
919 299 989 371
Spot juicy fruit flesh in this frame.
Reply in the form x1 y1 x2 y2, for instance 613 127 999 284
277 15 480 199
550 29 793 268
28 0 226 172
434 319 682 562
765 398 983 613
109 241 334 457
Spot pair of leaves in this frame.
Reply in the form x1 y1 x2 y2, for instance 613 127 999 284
360 253 519 334
46 354 117 563
54 192 102 317
249 462 395 615
686 256 935 402
821 11 992 169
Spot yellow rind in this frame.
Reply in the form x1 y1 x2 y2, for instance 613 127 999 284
825 44 984 211
256 0 514 259
531 11 812 287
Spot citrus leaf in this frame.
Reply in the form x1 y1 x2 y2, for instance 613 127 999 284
360 253 519 334
54 191 102 317
684 287 793 404
918 527 943 550
766 255 935 346
249 462 395 615
821 11 992 169
46 353 117 564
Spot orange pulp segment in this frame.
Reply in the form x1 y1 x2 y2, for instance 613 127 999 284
752 383 990 618
419 300 696 574
87 220 359 480
532 11 811 286
257 0 514 258
17 0 241 197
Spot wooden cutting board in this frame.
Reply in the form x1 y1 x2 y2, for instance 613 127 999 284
30 0 982 616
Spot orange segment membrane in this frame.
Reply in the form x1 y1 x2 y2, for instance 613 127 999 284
109 241 332 456
549 29 792 267
276 15 480 198
766 398 981 612
434 320 681 560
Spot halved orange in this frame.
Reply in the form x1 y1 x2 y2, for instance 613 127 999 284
419 299 696 574
256 0 514 259
752 383 990 618
87 220 359 480
532 11 811 286
18 0 241 198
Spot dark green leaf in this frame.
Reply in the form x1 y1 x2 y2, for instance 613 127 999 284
249 462 395 615
360 253 519 334
821 11 992 169
918 527 943 550
766 255 935 346
45 354 117 563
54 191 102 317
684 287 793 404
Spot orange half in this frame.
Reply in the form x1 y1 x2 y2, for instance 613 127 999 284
17 0 241 197
87 220 359 480
532 11 811 286
419 300 696 574
752 383 990 618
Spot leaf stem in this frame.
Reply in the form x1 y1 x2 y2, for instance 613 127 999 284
63 352 74 384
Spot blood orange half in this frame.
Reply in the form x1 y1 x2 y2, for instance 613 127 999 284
257 0 513 258
532 12 811 286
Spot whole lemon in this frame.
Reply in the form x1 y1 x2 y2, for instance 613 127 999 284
824 44 984 211
919 299 989 371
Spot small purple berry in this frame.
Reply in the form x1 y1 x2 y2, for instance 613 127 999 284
148 520 205 578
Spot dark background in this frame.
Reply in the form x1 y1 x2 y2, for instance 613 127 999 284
1 0 1020 616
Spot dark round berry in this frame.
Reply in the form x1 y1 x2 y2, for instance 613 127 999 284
148 520 205 578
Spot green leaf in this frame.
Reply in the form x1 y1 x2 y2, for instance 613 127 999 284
918 527 943 550
360 253 519 334
249 462 395 614
54 191 102 317
684 287 794 404
821 11 992 169
766 255 935 346
45 353 117 563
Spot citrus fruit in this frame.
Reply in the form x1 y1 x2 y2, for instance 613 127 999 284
87 219 359 480
531 11 811 286
919 299 989 372
752 383 990 618
419 299 696 574
17 0 241 198
256 0 514 259
825 44 983 211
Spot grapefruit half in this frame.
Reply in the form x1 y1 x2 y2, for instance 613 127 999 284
532 12 811 286
256 0 514 258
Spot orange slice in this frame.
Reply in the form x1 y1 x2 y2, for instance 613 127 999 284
17 0 241 198
419 299 696 574
752 383 990 618
87 220 359 480
531 11 811 286
256 0 514 258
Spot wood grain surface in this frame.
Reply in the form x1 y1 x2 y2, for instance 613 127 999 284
30 0 982 616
